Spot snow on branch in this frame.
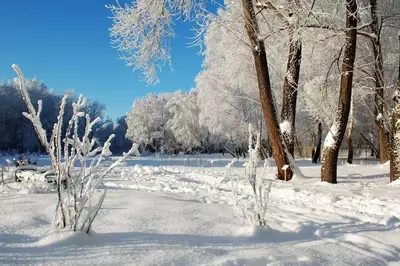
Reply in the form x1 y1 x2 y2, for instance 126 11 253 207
107 0 211 84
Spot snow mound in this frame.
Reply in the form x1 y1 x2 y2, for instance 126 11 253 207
388 178 400 186
214 256 313 266
133 165 176 176
36 230 98 247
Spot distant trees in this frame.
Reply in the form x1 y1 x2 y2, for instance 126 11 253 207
0 79 131 155
0 79 57 153
126 93 173 153
125 90 212 154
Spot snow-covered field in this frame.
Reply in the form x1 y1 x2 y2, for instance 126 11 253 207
0 155 399 265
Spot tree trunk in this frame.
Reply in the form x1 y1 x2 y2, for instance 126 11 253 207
390 105 400 182
312 122 322 163
389 35 400 182
347 128 354 164
281 37 301 157
241 0 292 180
347 98 354 164
321 0 358 183
311 133 316 160
370 0 390 164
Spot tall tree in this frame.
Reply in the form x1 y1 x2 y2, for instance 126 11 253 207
321 0 358 183
241 0 293 179
370 0 390 163
389 35 400 182
261 0 302 156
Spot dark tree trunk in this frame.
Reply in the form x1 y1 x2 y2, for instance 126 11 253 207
241 0 292 180
312 122 322 163
347 132 354 164
347 103 354 164
311 134 316 160
390 105 400 182
281 37 301 157
389 35 400 182
370 0 390 164
321 0 358 183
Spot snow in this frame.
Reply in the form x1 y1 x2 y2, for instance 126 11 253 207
324 123 339 148
377 113 383 121
280 120 292 135
0 155 399 265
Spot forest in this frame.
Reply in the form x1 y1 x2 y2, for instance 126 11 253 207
110 0 400 183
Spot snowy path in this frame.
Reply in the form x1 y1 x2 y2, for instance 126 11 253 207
0 159 399 265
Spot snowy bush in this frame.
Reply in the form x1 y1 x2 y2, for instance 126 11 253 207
230 124 272 227
19 177 52 194
12 65 140 233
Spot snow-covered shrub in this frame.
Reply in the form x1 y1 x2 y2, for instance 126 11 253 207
230 124 272 227
19 176 52 194
12 65 140 233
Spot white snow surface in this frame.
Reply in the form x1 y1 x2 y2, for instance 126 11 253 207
0 155 399 265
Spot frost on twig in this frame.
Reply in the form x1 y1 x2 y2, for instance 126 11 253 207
229 124 272 227
106 0 212 84
12 64 140 233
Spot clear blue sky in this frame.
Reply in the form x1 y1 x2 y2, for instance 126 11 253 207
0 0 205 120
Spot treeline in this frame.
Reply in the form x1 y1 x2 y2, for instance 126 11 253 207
0 79 132 155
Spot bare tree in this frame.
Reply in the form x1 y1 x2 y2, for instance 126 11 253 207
321 0 358 183
241 0 293 180
370 0 390 163
259 0 303 157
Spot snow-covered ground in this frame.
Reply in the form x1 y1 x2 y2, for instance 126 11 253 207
0 155 399 265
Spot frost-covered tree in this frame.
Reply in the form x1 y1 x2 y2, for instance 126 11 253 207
108 0 300 179
126 93 175 153
107 0 213 84
195 2 264 155
166 90 207 152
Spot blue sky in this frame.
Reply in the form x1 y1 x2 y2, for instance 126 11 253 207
0 0 205 120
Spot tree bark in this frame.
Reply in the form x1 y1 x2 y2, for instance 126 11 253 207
312 122 322 163
281 36 301 157
347 127 354 164
321 0 358 183
370 0 390 164
389 35 400 182
311 133 316 160
390 105 400 182
241 0 292 180
347 98 354 164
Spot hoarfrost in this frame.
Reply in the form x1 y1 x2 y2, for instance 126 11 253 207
280 120 291 135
